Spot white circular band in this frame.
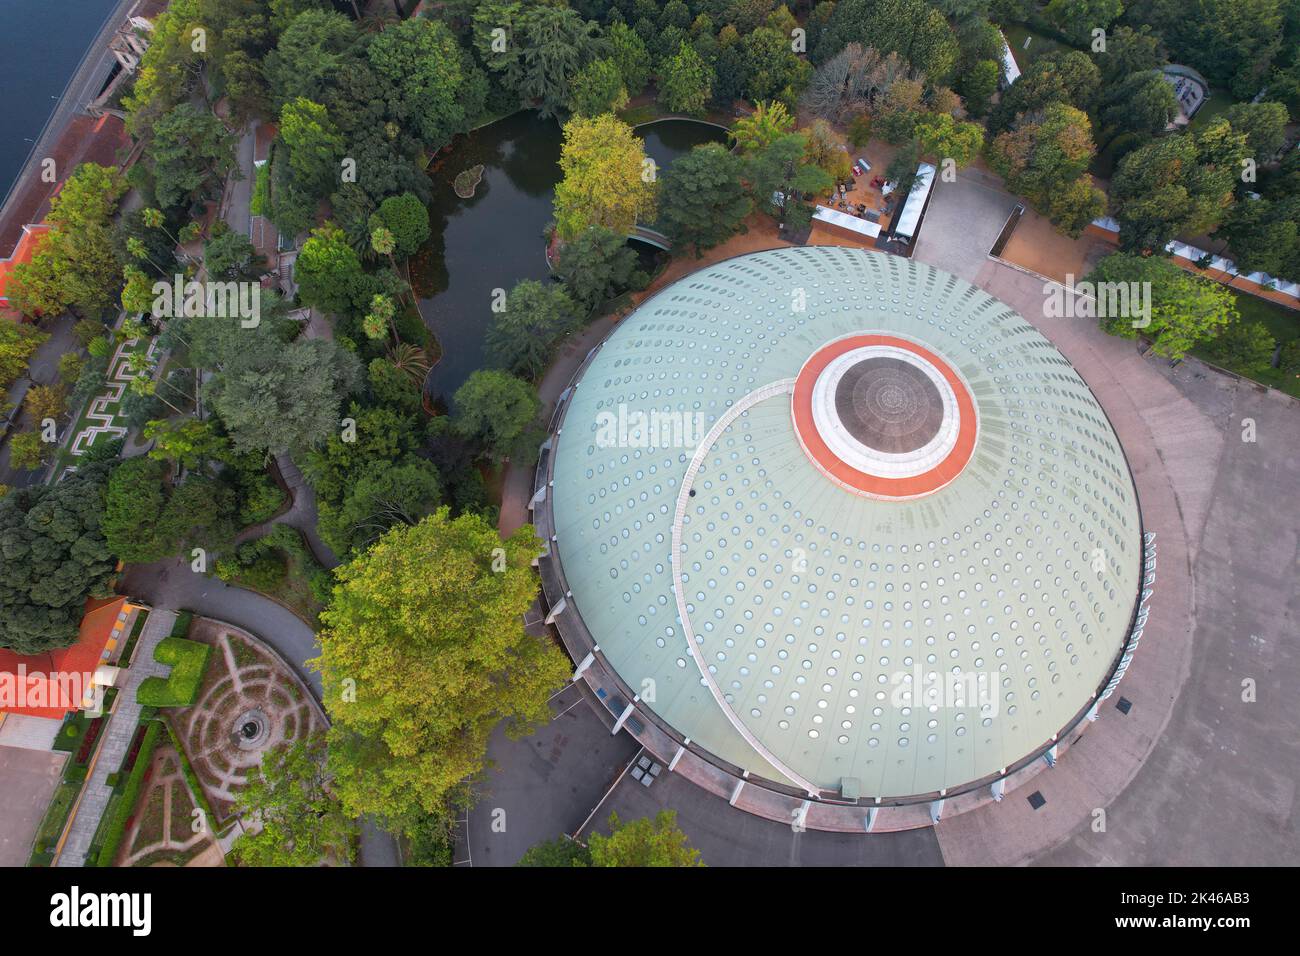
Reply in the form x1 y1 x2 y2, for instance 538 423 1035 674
809 346 961 479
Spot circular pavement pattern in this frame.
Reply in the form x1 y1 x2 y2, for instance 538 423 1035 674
548 247 1142 799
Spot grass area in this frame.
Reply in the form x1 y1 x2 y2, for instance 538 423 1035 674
93 719 163 867
1002 24 1064 71
214 525 329 625
137 638 212 708
1186 87 1236 133
27 766 87 865
1192 290 1300 398
117 608 149 665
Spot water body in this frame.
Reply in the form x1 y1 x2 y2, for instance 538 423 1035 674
0 0 120 204
418 114 728 408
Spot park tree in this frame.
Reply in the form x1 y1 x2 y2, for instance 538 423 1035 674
658 42 714 116
1098 71 1179 143
740 25 811 105
144 417 230 470
553 114 657 241
1109 132 1237 252
295 223 371 314
813 0 959 83
144 103 239 212
569 58 629 117
913 113 984 167
744 133 834 229
517 836 593 867
554 226 640 314
207 336 362 456
374 193 431 257
24 385 67 425
452 370 541 461
1044 0 1124 46
264 8 357 108
729 100 795 154
988 50 1101 134
486 281 579 379
0 322 48 392
6 433 51 473
988 103 1105 237
204 227 266 281
958 59 999 118
367 16 487 149
607 21 652 96
279 97 345 196
313 509 570 830
1214 195 1300 279
101 457 171 563
1222 101 1291 163
588 811 704 867
317 458 443 558
304 402 422 508
658 143 752 257
232 738 356 867
6 164 126 319
487 2 599 119
1087 253 1237 358
0 463 116 653
1097 26 1166 85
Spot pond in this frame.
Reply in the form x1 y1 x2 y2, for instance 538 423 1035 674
414 112 729 408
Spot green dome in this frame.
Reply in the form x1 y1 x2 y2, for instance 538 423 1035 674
549 247 1141 797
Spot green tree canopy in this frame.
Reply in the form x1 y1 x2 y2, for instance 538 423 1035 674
0 463 116 653
588 811 704 867
659 142 751 257
1087 252 1238 358
452 369 541 461
555 225 640 314
206 336 362 456
554 114 657 241
312 509 569 830
486 280 579 379
231 737 356 866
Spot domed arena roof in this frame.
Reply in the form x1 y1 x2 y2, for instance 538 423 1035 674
548 246 1142 799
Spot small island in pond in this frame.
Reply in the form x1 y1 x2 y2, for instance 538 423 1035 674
453 164 485 198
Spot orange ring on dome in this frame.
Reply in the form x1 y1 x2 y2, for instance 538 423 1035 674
791 333 978 500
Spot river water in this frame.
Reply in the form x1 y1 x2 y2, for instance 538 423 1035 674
0 0 120 206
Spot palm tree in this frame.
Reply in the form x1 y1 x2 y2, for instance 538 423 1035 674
365 292 399 345
370 226 410 304
387 341 431 389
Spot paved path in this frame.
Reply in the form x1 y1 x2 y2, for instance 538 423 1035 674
55 609 176 867
908 169 1300 867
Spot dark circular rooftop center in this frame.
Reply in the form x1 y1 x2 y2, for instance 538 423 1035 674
833 357 944 453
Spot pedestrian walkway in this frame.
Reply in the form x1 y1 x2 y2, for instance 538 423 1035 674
54 608 177 867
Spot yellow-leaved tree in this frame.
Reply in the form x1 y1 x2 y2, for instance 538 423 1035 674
553 114 657 241
312 508 569 832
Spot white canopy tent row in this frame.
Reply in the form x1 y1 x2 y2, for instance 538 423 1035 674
1089 217 1300 301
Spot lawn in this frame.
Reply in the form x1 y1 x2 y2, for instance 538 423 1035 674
1002 24 1065 71
1186 87 1236 133
137 638 213 708
1193 290 1300 398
